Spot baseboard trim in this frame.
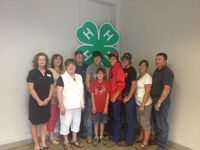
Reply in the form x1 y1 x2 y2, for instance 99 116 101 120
0 136 192 150
168 140 193 150
0 138 33 150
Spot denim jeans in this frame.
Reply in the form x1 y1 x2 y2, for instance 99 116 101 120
109 99 122 142
123 96 136 145
152 97 171 150
85 97 93 137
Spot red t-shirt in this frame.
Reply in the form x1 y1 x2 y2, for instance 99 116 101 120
89 80 110 112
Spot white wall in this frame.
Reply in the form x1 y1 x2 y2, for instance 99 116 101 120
2 0 199 149
119 0 200 150
0 0 119 146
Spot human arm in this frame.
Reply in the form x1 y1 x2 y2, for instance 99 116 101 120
154 85 171 111
103 93 109 114
85 73 91 90
56 76 65 115
91 93 96 113
123 80 136 103
138 84 152 112
57 85 65 115
155 70 174 111
27 82 44 106
43 84 54 105
111 68 125 103
80 76 85 110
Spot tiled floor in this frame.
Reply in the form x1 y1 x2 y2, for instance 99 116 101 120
9 138 177 150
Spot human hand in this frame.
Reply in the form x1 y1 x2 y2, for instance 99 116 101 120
43 98 50 106
111 96 117 103
154 102 161 111
123 96 130 104
38 100 44 106
60 106 65 115
103 108 108 114
138 106 144 112
92 106 96 113
50 98 56 106
82 105 85 111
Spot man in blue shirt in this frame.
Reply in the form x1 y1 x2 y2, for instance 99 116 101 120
74 50 88 138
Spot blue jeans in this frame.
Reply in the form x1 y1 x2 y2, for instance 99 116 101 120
78 109 85 137
152 97 171 150
85 97 93 137
123 96 136 145
109 99 122 142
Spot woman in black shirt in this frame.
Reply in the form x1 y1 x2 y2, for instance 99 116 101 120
27 52 53 150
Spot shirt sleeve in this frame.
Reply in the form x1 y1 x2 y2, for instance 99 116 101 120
116 68 126 93
27 70 35 83
163 70 174 87
56 76 64 87
144 74 152 85
130 67 137 81
49 70 54 84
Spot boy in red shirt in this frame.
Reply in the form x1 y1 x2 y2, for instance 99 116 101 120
89 68 110 146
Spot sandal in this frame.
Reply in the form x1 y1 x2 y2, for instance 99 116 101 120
64 144 73 150
40 146 50 150
49 137 60 144
54 137 60 141
71 141 84 148
135 139 143 143
135 143 150 150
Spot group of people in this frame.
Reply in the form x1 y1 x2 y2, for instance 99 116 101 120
27 50 174 150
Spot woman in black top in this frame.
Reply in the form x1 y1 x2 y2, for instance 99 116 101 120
27 52 53 150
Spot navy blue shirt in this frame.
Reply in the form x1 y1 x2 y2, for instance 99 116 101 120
75 63 89 100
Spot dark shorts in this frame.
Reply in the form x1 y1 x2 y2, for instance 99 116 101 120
92 112 107 124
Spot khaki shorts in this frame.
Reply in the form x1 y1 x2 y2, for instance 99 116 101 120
136 104 152 130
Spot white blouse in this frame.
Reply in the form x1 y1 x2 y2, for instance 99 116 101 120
135 73 152 106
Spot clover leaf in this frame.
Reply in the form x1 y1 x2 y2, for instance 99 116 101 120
75 20 120 67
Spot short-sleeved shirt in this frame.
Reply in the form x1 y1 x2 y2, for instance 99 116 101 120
151 66 174 98
86 63 106 81
27 69 54 125
27 69 54 101
89 80 110 112
135 73 152 106
122 66 137 93
56 71 84 109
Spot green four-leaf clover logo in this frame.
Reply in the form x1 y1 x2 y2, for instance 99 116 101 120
75 20 120 67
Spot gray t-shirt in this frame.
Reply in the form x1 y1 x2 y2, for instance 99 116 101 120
86 63 106 81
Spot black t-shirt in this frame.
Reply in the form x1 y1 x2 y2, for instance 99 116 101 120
151 66 174 98
123 66 137 93
27 69 54 100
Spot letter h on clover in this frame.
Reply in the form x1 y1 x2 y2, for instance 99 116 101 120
75 21 120 67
